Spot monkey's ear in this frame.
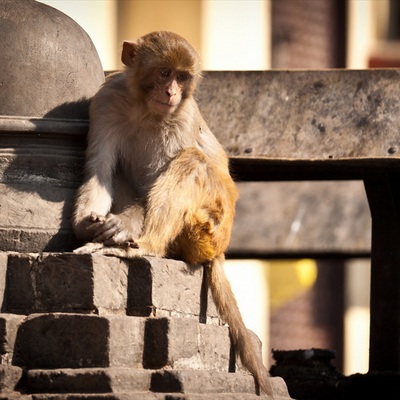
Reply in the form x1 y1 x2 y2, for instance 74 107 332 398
121 41 137 67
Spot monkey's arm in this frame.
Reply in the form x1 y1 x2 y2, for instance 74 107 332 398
72 117 118 242
195 113 231 173
74 73 146 244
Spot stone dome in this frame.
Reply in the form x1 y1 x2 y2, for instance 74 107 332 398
0 0 105 131
0 0 105 253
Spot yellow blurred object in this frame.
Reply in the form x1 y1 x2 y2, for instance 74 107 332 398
269 260 317 311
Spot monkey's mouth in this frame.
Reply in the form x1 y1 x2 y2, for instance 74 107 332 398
153 99 178 113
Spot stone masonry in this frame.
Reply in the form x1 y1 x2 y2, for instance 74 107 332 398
0 252 292 399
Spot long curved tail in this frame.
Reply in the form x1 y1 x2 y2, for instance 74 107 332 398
206 256 273 397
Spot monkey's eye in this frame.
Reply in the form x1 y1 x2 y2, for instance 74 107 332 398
177 72 190 82
159 68 172 78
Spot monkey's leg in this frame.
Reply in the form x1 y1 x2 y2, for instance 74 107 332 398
137 148 227 259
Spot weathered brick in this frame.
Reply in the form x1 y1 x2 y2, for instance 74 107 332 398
0 252 7 304
126 257 219 322
151 370 291 398
150 369 256 394
26 368 152 394
143 317 231 372
4 253 129 315
13 313 146 369
198 323 234 372
0 313 26 364
3 253 219 322
0 365 23 391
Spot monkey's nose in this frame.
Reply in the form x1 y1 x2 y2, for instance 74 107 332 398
166 89 176 97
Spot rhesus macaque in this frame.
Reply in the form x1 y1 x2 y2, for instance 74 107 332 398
72 31 273 397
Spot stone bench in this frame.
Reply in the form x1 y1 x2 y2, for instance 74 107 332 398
197 69 400 373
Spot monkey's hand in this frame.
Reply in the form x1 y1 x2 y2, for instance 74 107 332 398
89 212 138 247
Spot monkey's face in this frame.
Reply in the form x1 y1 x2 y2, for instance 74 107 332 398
146 67 192 115
122 32 201 117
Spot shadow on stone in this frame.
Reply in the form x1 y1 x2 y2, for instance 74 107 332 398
143 318 169 369
12 314 110 369
0 100 91 253
126 258 154 317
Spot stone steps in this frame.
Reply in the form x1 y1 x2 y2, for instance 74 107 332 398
0 252 292 399
27 369 259 394
26 369 290 399
10 313 230 372
1 364 287 399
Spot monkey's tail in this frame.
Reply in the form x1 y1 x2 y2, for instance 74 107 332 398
206 256 273 397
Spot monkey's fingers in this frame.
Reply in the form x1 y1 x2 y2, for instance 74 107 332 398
89 212 106 223
92 215 123 243
93 223 120 242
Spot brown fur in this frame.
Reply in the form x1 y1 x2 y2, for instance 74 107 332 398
72 31 273 397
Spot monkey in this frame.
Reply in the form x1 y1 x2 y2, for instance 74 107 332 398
72 31 274 397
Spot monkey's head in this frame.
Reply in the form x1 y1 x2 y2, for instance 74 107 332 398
122 31 202 116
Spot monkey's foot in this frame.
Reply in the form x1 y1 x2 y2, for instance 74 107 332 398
73 241 140 257
73 242 105 254
94 245 144 258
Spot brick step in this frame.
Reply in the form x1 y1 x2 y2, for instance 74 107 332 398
1 253 219 322
10 314 231 372
25 368 291 399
